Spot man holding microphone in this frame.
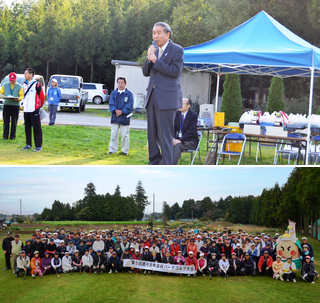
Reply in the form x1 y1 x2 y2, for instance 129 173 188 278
143 22 184 165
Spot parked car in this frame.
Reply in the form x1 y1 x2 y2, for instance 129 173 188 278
0 73 45 106
83 83 109 104
48 74 88 113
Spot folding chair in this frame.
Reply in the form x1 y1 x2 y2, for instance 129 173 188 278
274 133 302 165
180 131 202 165
256 138 279 164
309 135 320 165
216 133 246 165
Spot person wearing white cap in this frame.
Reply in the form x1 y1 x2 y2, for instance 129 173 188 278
280 256 297 282
62 251 73 273
198 253 207 277
185 251 198 277
47 78 61 125
272 255 284 279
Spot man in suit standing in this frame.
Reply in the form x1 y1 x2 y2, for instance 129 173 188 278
143 22 184 165
173 98 199 165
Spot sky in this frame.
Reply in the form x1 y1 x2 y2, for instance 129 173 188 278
0 167 294 215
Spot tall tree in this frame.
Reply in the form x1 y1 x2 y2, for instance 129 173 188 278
266 77 285 113
221 74 242 124
133 181 149 221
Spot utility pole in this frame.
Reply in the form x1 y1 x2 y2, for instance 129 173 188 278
153 193 155 221
20 199 22 216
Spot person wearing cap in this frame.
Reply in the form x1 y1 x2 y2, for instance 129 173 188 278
81 250 93 273
258 250 273 277
62 251 73 273
120 237 130 254
179 239 188 257
170 238 180 257
233 243 244 261
41 251 51 274
228 252 241 277
93 250 106 274
57 240 67 258
0 72 24 140
77 239 87 257
260 241 274 259
108 251 120 274
48 78 61 125
241 253 256 277
219 254 229 278
121 248 133 273
301 256 318 284
2 231 14 271
221 240 233 260
72 250 82 272
10 234 23 274
185 251 198 277
51 251 62 273
247 243 259 265
198 253 207 277
195 236 203 257
105 234 115 252
15 250 31 277
272 255 284 279
21 67 45 152
46 238 57 258
66 240 76 255
208 253 219 278
132 249 142 274
300 244 314 265
24 239 33 259
216 238 225 256
30 251 43 278
187 238 197 258
280 256 297 282
301 237 314 257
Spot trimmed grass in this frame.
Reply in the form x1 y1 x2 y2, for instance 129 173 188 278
39 221 154 226
0 232 319 303
0 121 308 165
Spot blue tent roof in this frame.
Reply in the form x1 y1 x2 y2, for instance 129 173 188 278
184 11 320 77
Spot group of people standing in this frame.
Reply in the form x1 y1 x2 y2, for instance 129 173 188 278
2 225 318 283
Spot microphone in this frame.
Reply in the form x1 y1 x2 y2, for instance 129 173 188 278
148 40 158 63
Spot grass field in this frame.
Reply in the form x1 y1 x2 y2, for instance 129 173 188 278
0 121 305 165
0 228 319 303
38 221 154 226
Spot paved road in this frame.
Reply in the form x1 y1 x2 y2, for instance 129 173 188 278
0 106 148 130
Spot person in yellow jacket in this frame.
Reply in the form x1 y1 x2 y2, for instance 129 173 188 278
0 72 24 140
272 255 284 279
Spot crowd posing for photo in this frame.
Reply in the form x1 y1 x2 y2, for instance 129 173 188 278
2 225 318 283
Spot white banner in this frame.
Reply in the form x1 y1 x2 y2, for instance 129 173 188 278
123 259 196 274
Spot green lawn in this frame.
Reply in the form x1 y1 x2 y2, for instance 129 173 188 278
0 121 309 165
0 233 319 303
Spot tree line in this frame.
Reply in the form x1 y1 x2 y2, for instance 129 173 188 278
40 181 150 221
1 0 320 100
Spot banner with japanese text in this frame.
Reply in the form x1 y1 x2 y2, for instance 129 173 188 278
123 259 196 274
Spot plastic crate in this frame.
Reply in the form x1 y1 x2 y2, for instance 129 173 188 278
226 141 242 152
215 112 225 127
224 126 243 133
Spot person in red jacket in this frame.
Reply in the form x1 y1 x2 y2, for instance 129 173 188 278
187 238 197 257
258 250 273 277
185 251 198 277
170 238 180 257
132 249 141 275
221 240 233 259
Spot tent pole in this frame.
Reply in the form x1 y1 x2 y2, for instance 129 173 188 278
215 72 221 113
306 67 315 165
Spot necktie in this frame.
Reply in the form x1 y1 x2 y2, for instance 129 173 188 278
181 114 184 125
159 48 163 59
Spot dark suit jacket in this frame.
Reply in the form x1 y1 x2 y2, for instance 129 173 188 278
142 40 184 110
174 110 199 146
161 255 174 264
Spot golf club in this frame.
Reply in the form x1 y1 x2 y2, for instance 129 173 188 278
79 264 81 275
23 268 27 280
234 260 237 279
89 266 91 275
54 266 60 278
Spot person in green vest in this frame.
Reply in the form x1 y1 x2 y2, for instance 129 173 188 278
0 72 24 140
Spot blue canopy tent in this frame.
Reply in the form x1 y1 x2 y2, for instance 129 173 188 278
184 11 320 164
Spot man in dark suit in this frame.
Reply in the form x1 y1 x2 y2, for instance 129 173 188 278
173 98 199 165
143 22 184 165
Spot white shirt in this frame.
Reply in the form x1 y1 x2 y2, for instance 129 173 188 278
159 41 169 58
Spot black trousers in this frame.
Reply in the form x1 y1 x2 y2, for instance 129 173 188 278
5 253 11 269
15 267 31 275
24 109 42 147
3 105 20 139
260 264 273 277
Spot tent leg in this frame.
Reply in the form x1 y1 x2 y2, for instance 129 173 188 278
306 67 315 165
215 72 220 114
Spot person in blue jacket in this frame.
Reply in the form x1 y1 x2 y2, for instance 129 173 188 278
47 78 61 125
108 251 120 274
108 77 133 155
